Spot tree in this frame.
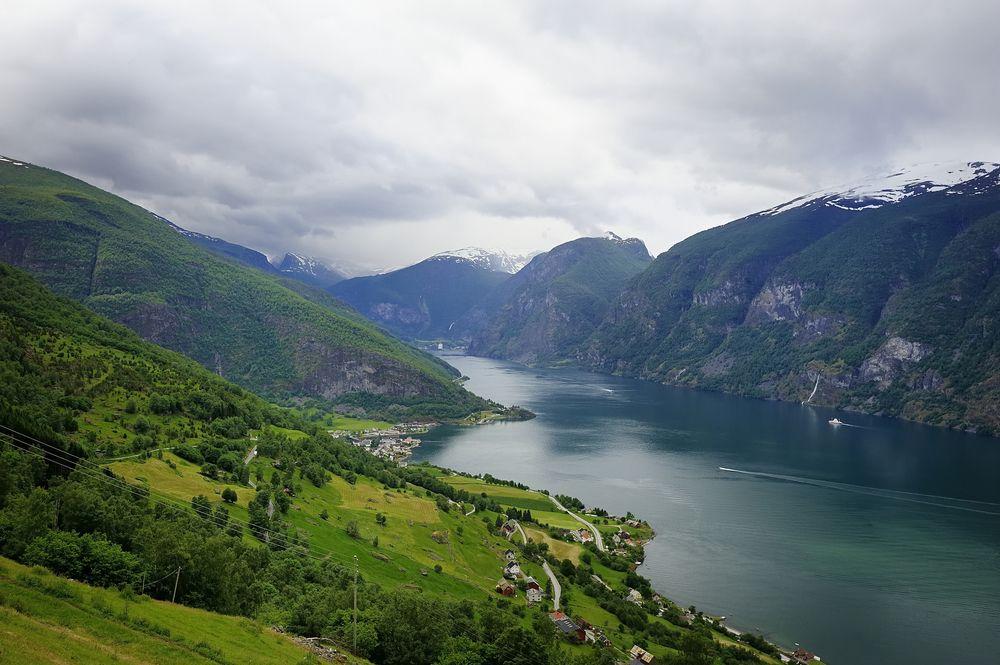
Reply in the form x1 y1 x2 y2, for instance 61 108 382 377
248 502 269 542
221 487 238 504
346 520 360 539
212 504 230 529
319 509 329 520
191 495 212 518
375 512 387 527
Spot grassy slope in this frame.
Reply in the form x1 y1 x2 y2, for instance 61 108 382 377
0 557 326 665
109 450 515 601
0 159 486 419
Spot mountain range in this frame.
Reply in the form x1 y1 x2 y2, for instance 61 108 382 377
2 156 998 434
0 157 492 420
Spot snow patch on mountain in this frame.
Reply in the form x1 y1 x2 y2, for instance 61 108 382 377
431 247 535 274
763 161 1000 216
0 156 28 168
163 218 216 241
279 252 325 276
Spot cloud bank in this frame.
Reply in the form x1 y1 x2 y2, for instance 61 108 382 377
2 0 998 269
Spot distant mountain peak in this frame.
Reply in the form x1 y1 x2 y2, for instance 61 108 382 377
431 247 535 274
595 232 652 261
764 160 1000 216
276 252 347 287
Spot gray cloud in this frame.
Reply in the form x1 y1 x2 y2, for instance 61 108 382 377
2 0 998 269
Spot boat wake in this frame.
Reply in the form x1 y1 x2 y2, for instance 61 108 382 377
717 467 1000 516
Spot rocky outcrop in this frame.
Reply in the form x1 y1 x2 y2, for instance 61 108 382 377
692 280 747 307
745 280 811 323
859 337 933 387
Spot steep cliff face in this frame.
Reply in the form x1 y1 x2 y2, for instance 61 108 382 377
461 234 652 364
583 162 1000 434
0 158 488 419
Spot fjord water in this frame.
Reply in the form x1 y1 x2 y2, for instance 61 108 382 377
413 355 1000 665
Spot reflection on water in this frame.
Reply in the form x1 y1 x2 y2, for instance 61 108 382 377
414 354 1000 665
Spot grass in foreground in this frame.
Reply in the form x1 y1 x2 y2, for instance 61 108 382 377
0 557 325 665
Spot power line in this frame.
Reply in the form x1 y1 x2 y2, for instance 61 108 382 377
1 432 316 557
0 426 360 568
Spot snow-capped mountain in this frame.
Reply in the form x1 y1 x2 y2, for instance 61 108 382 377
430 247 536 274
764 161 1000 216
276 253 347 288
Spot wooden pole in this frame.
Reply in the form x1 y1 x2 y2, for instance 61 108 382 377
353 555 358 651
171 567 181 603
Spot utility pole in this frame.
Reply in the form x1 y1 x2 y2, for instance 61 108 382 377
171 567 181 603
353 555 358 652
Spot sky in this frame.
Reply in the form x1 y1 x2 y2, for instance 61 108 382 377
2 1 999 273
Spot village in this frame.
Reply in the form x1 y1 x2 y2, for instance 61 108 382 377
331 422 431 465
490 508 820 665
491 514 677 665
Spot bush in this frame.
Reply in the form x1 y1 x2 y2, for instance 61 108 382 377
221 488 238 504
24 532 140 587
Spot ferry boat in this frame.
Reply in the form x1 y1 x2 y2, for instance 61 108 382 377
829 418 843 426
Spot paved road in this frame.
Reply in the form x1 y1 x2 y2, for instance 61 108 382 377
513 520 527 544
541 560 561 610
545 494 605 552
243 445 258 466
465 504 476 516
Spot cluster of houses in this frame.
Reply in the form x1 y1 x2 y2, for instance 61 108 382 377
782 648 822 664
494 548 544 604
333 424 428 464
610 528 645 558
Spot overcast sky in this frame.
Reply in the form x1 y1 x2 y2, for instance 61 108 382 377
2 1 998 272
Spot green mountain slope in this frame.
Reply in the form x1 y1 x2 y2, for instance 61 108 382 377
0 263 308 458
461 235 652 364
330 256 511 340
583 163 1000 434
0 158 485 419
0 557 327 665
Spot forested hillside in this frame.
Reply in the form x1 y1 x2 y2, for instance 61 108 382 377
331 255 511 340
583 163 1000 434
460 234 652 364
0 158 487 420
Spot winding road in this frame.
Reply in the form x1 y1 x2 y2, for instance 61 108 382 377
541 560 561 610
544 494 605 552
512 520 528 544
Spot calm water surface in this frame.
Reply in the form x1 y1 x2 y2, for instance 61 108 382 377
412 354 1000 665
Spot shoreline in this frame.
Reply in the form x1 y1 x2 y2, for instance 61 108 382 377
436 465 817 663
